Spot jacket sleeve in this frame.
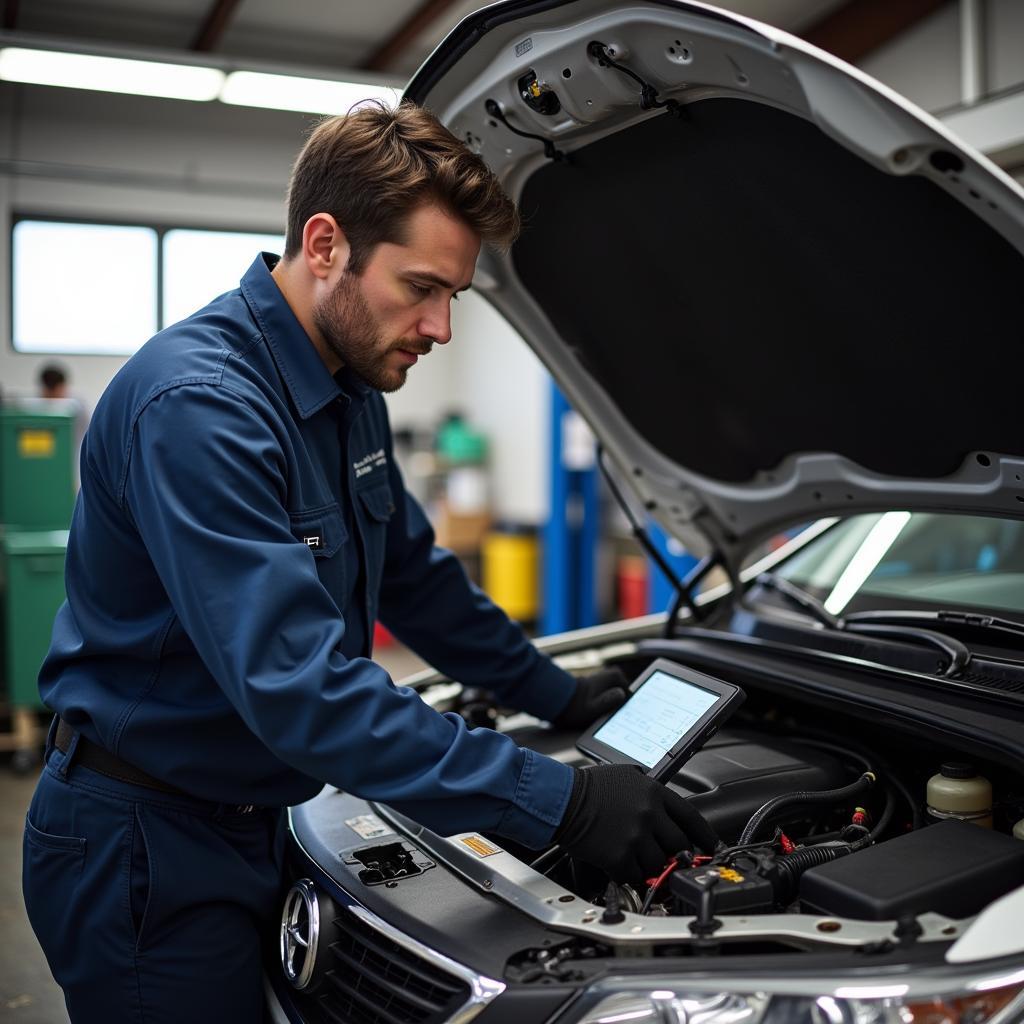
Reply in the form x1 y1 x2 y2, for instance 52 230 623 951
122 383 573 847
377 432 577 723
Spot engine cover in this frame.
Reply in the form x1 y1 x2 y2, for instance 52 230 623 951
665 729 850 841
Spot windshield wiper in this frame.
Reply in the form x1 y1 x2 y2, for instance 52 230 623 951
844 609 1024 649
755 572 841 629
754 573 971 677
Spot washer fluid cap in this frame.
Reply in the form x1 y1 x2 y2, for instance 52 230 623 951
941 762 977 779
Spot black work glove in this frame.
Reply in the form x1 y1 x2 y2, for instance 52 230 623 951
554 764 719 882
553 667 629 731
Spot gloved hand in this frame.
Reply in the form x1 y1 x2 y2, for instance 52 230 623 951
553 667 629 730
554 764 719 882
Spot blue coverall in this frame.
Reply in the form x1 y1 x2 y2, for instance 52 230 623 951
22 253 576 1022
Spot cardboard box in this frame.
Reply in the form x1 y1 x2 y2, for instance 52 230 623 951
433 504 491 554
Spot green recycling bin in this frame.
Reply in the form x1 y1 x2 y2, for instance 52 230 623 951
1 530 68 708
0 405 75 529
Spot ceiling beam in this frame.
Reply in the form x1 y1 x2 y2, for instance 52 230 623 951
192 0 244 53
3 0 18 32
363 0 462 72
801 0 950 64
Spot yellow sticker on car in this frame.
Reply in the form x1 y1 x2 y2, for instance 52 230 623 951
460 835 501 858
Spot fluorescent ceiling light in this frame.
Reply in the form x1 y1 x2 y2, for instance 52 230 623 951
221 71 399 115
0 47 224 101
823 511 912 616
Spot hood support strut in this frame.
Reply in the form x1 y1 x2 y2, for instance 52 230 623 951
598 446 713 628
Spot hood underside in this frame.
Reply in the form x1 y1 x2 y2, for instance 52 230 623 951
405 0 1024 565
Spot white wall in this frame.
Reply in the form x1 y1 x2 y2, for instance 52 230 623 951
858 0 1024 122
858 2 962 114
444 292 549 524
988 0 1024 94
0 81 551 522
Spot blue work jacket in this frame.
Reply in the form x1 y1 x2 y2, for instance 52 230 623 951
40 254 575 849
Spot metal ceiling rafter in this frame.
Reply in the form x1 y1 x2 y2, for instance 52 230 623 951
192 0 244 52
801 0 950 64
363 0 462 72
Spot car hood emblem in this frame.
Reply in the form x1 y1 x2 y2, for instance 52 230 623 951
280 879 320 990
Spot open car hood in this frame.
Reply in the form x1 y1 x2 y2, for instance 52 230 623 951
405 0 1024 569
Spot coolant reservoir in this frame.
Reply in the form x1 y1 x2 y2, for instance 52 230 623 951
927 762 993 828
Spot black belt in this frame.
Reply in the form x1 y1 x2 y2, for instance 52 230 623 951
55 717 188 797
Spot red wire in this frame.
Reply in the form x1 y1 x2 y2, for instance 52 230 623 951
645 857 679 891
645 834 796 910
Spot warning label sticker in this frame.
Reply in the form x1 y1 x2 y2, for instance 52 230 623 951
459 835 501 858
344 815 394 840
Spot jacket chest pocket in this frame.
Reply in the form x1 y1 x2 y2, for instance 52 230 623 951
356 483 395 623
289 505 348 594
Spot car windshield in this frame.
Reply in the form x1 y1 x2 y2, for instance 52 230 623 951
773 512 1024 617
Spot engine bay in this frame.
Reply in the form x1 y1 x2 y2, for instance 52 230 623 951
371 642 1024 959
521 724 1024 931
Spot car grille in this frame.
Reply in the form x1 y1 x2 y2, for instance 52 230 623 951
290 901 471 1024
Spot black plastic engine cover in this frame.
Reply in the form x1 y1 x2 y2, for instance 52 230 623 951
800 818 1024 920
664 728 850 841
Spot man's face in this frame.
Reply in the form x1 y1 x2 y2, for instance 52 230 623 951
313 203 480 392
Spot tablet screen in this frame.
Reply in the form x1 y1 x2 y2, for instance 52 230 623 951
592 670 720 769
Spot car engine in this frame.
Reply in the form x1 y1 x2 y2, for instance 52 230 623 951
407 645 1024 955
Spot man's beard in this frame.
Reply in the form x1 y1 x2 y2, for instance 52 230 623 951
313 273 430 393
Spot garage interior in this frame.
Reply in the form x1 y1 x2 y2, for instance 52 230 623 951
0 1 1023 1019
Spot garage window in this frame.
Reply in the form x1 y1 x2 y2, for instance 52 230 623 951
12 219 285 355
161 228 285 329
12 219 158 355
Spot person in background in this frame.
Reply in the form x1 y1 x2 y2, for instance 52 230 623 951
38 363 69 399
37 363 89 486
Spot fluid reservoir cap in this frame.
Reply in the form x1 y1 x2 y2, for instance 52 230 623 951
941 761 977 779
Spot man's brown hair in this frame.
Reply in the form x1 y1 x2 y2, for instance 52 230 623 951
284 100 520 272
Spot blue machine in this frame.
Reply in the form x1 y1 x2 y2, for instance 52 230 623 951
543 383 698 632
543 384 599 634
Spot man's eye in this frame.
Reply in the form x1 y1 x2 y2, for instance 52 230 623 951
410 283 431 296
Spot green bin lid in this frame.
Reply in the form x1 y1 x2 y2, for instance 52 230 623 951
0 401 76 423
1 529 70 554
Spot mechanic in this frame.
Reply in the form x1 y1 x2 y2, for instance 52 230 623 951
22 100 704 1023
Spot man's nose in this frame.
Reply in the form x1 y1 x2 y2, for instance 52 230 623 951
419 303 453 346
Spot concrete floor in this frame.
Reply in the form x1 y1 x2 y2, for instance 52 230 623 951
0 765 67 1022
0 643 427 1020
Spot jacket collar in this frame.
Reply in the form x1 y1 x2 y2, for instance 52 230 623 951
240 253 343 420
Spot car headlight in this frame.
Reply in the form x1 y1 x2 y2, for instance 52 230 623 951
571 970 1024 1024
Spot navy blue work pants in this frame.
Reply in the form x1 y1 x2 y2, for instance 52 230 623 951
22 730 286 1023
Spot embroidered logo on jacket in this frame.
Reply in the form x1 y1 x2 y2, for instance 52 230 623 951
353 448 387 479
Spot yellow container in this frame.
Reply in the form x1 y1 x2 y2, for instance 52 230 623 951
482 528 539 622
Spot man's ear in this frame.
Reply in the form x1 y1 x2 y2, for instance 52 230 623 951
302 213 352 281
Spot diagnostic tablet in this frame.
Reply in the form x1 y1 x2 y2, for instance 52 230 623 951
576 659 745 782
